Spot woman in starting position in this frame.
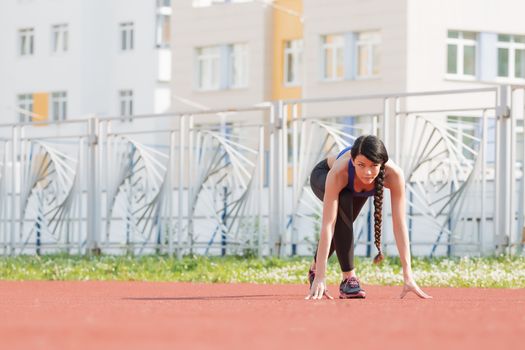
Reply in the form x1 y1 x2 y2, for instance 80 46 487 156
306 135 431 300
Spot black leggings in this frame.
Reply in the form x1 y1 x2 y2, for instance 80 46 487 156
309 159 368 272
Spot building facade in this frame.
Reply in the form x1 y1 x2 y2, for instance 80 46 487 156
172 0 525 106
171 0 273 113
0 0 172 124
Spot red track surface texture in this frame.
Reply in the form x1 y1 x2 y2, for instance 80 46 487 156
0 281 524 350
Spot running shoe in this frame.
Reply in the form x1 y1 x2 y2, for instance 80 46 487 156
339 276 366 299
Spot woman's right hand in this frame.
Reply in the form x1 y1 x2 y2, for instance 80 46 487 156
305 276 333 300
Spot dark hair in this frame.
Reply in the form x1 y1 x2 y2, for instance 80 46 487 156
350 135 389 264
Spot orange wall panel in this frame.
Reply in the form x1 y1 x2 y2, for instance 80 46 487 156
271 0 303 101
32 93 49 122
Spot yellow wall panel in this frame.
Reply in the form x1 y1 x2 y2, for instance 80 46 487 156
32 93 49 122
272 0 303 101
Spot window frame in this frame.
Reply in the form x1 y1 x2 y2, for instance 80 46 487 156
356 31 381 79
155 0 172 49
119 22 134 52
119 90 134 118
283 39 303 87
496 34 525 82
17 93 34 122
195 46 221 91
446 31 477 80
229 43 249 89
321 34 345 81
50 91 67 121
51 24 69 54
18 28 35 56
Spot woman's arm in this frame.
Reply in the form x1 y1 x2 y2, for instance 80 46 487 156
306 166 344 300
314 171 340 277
388 166 412 279
387 164 432 299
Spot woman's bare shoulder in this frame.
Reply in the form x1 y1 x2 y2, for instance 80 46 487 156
325 154 349 190
383 159 405 189
326 153 338 168
327 152 350 171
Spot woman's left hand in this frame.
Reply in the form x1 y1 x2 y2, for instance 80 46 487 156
400 279 432 299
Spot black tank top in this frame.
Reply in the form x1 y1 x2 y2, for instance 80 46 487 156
336 146 376 197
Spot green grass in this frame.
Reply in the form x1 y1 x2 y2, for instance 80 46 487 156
0 254 524 288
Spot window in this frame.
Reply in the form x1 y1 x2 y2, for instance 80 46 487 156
497 34 525 80
356 31 380 78
229 43 248 88
156 14 171 48
284 39 303 86
196 44 249 90
51 24 68 53
18 28 34 56
196 46 221 90
17 94 33 122
156 0 171 48
322 34 344 80
447 31 477 77
119 22 134 51
51 92 67 121
119 90 133 117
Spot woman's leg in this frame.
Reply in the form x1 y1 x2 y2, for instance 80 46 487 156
332 192 368 278
309 159 337 270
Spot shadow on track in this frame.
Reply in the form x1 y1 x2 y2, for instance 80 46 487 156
123 294 300 301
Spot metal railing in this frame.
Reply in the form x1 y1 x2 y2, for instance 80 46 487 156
0 86 523 257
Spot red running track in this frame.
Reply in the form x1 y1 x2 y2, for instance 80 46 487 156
0 281 523 350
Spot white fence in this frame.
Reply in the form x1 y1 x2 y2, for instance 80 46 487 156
1 86 524 257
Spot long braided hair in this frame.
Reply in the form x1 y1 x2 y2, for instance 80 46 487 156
350 135 389 264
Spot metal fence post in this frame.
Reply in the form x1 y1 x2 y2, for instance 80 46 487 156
177 115 185 260
280 101 288 257
168 130 176 257
258 124 264 257
382 97 397 158
1 139 8 255
86 116 100 255
268 101 282 256
520 87 525 255
268 101 276 256
511 87 525 254
495 85 511 254
10 126 19 256
291 103 299 256
382 97 397 255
